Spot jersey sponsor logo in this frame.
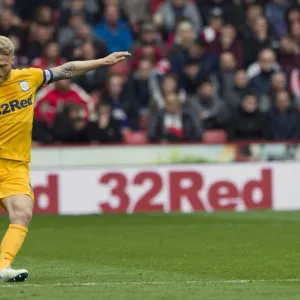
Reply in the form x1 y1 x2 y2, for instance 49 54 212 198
19 80 30 92
0 95 33 116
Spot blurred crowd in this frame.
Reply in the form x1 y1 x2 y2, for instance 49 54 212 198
2 0 300 144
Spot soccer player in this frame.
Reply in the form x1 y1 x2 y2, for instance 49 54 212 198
0 36 130 282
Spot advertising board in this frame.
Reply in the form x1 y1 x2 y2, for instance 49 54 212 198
29 163 300 215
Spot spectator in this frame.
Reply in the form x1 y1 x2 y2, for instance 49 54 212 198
266 90 300 140
35 79 92 125
201 7 224 44
217 52 238 103
233 0 264 25
125 58 154 112
196 0 235 25
73 43 108 94
151 72 186 111
188 38 219 78
154 0 202 34
94 5 133 52
279 35 300 73
0 9 22 37
57 13 85 48
60 0 98 26
239 3 264 42
287 6 300 25
88 103 123 143
53 104 90 143
134 21 160 48
148 92 202 142
131 22 164 70
26 24 54 61
221 69 249 110
247 48 280 81
244 16 279 67
120 0 150 26
102 74 139 130
182 58 206 96
63 23 108 61
265 0 291 37
189 80 229 130
32 41 65 69
0 0 18 11
168 21 196 79
210 23 244 68
289 21 300 46
229 93 266 141
14 0 59 20
61 0 100 14
34 5 54 26
248 49 281 111
270 71 288 100
131 45 163 73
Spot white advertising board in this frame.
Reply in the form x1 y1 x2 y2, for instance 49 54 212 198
28 163 300 215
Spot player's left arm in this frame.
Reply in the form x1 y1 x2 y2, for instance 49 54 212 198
49 52 131 82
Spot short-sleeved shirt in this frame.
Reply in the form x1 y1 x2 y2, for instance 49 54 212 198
0 68 53 162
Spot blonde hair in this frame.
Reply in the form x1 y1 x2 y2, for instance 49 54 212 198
175 21 196 45
0 36 14 56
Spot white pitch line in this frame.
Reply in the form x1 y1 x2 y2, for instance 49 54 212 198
2 278 300 288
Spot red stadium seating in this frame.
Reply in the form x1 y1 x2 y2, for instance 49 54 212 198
123 131 148 144
202 130 228 143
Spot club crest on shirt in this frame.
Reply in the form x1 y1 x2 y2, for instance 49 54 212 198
19 80 30 92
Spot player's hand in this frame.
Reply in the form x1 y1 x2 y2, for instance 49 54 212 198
103 52 131 66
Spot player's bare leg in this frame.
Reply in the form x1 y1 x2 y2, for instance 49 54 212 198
0 195 33 282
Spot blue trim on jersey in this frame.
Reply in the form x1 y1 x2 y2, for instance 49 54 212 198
42 70 47 85
48 69 54 83
42 69 54 85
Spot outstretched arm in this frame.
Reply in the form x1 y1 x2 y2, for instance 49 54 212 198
50 52 131 82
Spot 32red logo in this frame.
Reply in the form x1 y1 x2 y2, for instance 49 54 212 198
99 169 272 213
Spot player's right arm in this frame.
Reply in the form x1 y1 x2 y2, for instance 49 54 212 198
49 52 131 82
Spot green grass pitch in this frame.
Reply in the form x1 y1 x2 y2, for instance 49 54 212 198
1 211 300 300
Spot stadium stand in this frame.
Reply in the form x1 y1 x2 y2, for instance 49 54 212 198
2 0 300 144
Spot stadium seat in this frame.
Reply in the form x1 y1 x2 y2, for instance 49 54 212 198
202 130 228 143
123 131 148 144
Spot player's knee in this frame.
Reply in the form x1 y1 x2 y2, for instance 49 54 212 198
10 209 32 225
5 195 33 226
9 204 33 226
